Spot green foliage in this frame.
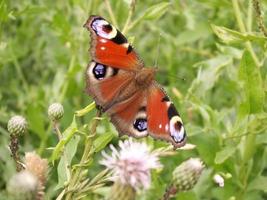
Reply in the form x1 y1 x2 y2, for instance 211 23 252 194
0 0 267 199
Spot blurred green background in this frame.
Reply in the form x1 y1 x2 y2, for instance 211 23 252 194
0 0 267 199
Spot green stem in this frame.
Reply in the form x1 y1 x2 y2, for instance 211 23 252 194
59 55 76 102
38 55 76 155
54 122 71 180
237 116 256 200
64 111 101 200
232 0 261 67
247 1 253 32
104 0 118 28
11 49 28 92
122 0 136 34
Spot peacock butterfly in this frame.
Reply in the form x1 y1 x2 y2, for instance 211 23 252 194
84 15 186 149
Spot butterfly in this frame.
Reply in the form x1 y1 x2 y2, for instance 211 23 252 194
84 15 186 149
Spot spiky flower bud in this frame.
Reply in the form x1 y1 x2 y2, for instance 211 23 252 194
171 158 204 192
7 115 27 136
107 181 136 200
48 103 64 121
7 170 38 200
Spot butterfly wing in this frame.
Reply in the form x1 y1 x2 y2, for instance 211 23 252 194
147 84 186 148
105 84 186 149
84 15 144 70
108 90 148 138
86 61 135 109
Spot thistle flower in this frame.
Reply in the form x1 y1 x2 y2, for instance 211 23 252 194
100 139 162 190
24 152 49 200
7 115 27 136
48 103 64 121
7 170 38 200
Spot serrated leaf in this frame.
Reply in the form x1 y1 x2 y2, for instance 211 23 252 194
211 24 267 44
238 50 264 114
93 132 114 153
51 116 78 164
142 2 170 20
215 145 237 164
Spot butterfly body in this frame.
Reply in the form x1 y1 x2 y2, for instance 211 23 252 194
84 15 186 148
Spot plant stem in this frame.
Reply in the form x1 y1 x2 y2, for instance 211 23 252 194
59 55 76 102
9 134 24 172
38 55 76 155
122 0 136 34
54 122 71 180
64 110 101 200
237 116 256 200
232 0 261 67
104 0 118 27
162 184 177 200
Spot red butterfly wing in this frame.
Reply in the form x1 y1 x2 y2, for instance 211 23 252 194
147 84 186 148
84 15 143 70
86 61 134 109
108 90 148 138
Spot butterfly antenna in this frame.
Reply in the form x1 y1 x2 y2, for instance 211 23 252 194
154 33 162 68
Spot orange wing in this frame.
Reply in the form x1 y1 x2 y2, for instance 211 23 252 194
107 90 148 138
147 84 186 148
85 61 134 110
84 15 143 70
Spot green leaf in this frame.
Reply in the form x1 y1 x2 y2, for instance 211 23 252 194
50 116 78 164
211 24 267 45
189 55 232 96
93 132 114 153
247 176 267 192
215 145 237 164
238 50 264 115
142 2 170 20
56 134 80 190
75 102 96 117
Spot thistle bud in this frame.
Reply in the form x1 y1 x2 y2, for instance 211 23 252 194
107 181 136 200
171 158 204 192
7 115 27 136
48 103 64 121
7 170 38 200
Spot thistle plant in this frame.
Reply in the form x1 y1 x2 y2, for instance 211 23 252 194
24 152 49 200
2 1 267 200
100 139 162 200
7 115 27 171
7 170 39 200
163 158 204 200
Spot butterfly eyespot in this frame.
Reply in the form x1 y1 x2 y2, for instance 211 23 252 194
133 118 147 132
93 64 106 80
170 116 186 143
103 24 113 33
91 19 117 39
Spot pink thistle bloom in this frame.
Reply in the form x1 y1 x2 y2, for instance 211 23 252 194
100 139 162 190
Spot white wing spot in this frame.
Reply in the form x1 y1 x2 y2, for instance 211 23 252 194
169 116 185 143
